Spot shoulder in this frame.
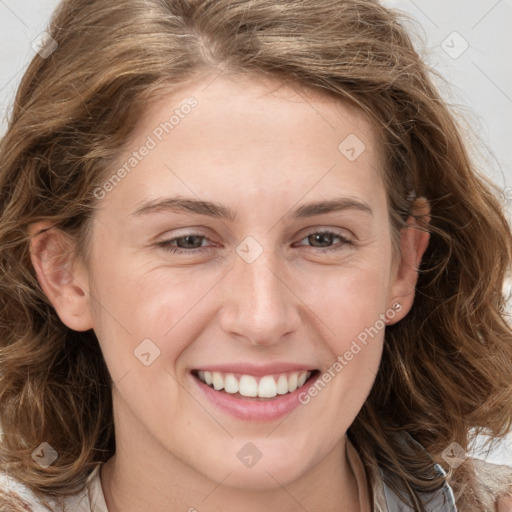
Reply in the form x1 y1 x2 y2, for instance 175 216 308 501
377 432 512 511
469 457 512 511
0 471 51 511
471 457 512 491
0 470 93 512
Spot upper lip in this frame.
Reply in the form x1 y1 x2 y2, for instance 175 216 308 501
192 362 318 376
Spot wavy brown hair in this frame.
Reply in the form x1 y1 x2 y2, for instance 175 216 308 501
1 0 511 510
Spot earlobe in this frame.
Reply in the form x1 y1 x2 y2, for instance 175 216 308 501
387 197 431 324
28 221 94 332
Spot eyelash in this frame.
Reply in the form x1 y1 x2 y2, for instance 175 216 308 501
156 230 353 255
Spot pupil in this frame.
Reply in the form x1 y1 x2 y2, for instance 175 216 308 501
180 235 201 248
310 233 332 247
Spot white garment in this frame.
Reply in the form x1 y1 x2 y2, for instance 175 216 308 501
0 464 107 511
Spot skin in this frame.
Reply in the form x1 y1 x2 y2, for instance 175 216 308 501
499 496 512 512
28 73 431 512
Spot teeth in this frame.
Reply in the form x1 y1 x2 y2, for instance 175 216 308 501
297 371 308 387
288 373 298 392
258 376 277 398
212 372 224 391
224 374 239 394
276 374 289 395
196 370 313 398
239 375 258 397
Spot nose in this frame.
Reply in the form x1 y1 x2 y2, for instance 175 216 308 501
218 241 302 347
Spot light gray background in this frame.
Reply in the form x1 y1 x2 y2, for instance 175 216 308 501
0 0 511 467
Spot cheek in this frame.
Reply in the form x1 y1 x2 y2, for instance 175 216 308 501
300 273 388 421
310 258 392 342
88 249 230 387
301 255 392 404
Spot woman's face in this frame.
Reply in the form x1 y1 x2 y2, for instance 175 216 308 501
32 73 427 490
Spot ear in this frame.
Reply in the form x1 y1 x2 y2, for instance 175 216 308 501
386 197 431 325
28 221 94 332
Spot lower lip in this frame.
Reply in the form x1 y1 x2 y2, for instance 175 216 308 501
191 372 319 422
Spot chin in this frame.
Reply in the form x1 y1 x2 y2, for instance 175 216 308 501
195 446 315 491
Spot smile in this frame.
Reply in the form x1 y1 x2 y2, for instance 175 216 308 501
191 368 321 421
194 370 315 398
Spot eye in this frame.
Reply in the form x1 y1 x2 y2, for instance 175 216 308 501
294 230 353 253
156 229 353 256
156 233 213 255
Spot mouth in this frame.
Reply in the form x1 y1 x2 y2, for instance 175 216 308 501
191 369 321 400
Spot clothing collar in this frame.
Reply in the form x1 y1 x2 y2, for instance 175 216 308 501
371 431 458 511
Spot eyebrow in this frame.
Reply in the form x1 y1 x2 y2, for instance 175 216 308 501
130 196 373 221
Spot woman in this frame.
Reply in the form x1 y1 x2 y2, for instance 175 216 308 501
0 0 511 510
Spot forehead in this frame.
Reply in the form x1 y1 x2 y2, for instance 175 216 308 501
135 72 377 143
101 73 386 217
